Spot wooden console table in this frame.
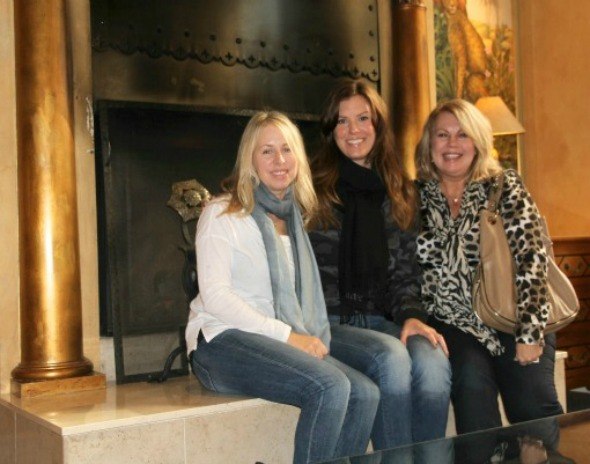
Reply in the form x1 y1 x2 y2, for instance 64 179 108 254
554 237 590 389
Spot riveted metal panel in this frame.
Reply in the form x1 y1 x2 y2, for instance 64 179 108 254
91 0 380 115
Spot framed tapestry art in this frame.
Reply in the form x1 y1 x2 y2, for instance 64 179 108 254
433 0 520 170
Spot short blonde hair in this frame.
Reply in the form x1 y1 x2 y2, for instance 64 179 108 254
222 111 317 220
415 99 502 182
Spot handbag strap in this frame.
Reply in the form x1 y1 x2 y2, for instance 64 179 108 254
486 172 555 259
486 172 505 216
539 216 556 260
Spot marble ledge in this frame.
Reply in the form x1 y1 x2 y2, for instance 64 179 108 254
0 376 270 436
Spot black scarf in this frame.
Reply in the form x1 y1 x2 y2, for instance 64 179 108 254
336 156 389 319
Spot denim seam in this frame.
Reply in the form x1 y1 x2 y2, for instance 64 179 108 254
192 358 218 391
220 338 337 463
202 331 332 394
330 338 384 379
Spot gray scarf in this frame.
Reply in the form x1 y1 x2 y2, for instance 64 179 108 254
252 184 331 347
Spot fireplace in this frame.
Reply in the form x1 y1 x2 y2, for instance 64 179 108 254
91 0 380 382
95 102 321 382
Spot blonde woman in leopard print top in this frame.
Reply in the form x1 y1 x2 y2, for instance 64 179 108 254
414 99 563 437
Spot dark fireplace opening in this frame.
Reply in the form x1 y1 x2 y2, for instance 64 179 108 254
94 101 320 383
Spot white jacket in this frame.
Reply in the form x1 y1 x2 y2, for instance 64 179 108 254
185 197 291 354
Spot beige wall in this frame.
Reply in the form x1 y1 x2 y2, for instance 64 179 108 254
517 0 590 238
0 0 100 393
0 0 19 393
425 0 590 238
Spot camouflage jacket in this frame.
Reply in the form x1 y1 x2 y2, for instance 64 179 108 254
309 199 428 324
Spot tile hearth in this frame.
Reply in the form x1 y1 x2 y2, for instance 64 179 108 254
0 351 568 463
0 376 299 464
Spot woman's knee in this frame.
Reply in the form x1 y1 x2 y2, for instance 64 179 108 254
323 359 381 411
502 384 563 423
408 337 451 382
504 399 562 423
303 363 353 409
349 373 380 409
452 366 494 397
369 339 412 393
451 346 495 387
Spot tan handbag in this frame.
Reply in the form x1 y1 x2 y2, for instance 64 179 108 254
472 173 579 334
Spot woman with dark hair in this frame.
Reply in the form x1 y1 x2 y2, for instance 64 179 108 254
309 78 452 448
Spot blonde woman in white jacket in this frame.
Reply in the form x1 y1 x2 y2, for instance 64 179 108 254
185 111 401 464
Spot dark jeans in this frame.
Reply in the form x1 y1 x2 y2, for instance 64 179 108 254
431 320 564 435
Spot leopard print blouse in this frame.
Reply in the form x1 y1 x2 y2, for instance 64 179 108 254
416 169 550 355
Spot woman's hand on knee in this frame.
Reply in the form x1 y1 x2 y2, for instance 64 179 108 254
401 318 449 357
287 332 329 359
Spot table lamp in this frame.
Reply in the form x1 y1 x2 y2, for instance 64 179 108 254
475 96 525 136
475 96 525 163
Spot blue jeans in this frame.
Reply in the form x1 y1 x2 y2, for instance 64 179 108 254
330 315 451 447
191 329 379 464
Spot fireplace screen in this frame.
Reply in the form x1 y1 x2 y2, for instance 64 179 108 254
95 101 319 383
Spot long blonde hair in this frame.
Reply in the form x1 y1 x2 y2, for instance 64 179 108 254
415 98 502 181
311 78 417 230
222 111 317 221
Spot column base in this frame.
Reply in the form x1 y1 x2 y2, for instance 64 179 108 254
12 356 94 382
11 371 106 398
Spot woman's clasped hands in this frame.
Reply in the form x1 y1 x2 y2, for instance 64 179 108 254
288 332 329 359
515 343 542 366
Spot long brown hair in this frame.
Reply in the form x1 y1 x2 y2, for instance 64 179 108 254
311 78 417 230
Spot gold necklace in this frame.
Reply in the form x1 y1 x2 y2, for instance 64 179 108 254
441 185 464 207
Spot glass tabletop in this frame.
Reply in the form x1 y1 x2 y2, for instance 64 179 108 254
320 409 590 463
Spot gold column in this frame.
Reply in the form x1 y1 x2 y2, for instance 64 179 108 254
12 0 93 384
381 0 431 177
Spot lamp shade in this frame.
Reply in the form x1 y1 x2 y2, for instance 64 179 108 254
475 96 525 136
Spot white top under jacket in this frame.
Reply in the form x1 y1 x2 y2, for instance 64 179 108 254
185 197 292 354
